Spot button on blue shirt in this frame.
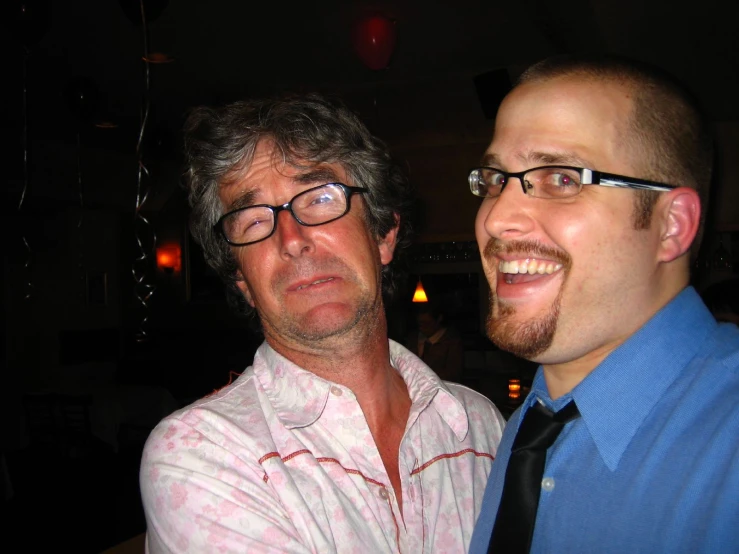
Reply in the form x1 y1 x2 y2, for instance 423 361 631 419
470 287 739 553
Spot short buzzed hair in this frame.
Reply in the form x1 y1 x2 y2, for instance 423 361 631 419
517 55 713 249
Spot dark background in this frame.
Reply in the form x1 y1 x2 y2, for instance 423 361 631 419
2 1 739 551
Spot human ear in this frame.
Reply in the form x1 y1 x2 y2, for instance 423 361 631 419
657 188 701 263
234 271 255 307
378 214 400 266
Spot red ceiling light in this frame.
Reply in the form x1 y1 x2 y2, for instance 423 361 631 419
353 15 397 71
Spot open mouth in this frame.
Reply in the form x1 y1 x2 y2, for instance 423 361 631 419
499 258 563 285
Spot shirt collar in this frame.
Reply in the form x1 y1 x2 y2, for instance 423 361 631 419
527 287 716 471
253 340 469 440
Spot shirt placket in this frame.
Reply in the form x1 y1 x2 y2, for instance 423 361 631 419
325 384 409 553
398 415 429 554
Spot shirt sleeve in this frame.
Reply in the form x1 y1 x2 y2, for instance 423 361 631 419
140 416 312 554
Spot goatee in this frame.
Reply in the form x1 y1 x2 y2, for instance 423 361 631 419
482 238 571 360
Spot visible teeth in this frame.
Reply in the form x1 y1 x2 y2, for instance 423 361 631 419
297 277 333 290
498 259 562 275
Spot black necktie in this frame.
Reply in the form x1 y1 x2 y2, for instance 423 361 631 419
488 400 580 554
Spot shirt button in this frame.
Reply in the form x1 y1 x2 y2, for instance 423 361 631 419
330 386 343 396
541 477 555 492
379 488 389 500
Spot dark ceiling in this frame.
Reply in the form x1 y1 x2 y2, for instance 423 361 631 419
3 0 739 215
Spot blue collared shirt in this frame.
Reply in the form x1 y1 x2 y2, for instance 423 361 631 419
470 287 739 553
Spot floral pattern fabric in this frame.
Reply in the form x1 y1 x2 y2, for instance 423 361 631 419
141 340 505 553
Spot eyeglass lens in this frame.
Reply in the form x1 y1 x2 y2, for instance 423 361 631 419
221 183 350 245
473 167 583 199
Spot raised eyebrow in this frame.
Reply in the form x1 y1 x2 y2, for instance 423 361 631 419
480 153 502 168
225 189 259 212
525 151 591 168
294 167 343 186
223 167 343 212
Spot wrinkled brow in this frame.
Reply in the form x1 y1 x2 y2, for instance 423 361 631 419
222 166 344 212
224 189 258 212
293 167 343 186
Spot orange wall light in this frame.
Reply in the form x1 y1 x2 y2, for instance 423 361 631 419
412 278 428 303
156 244 181 274
508 378 522 400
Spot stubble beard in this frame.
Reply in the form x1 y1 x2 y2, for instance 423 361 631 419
265 258 384 345
287 294 378 343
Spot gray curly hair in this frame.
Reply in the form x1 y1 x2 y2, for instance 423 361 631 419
183 93 414 316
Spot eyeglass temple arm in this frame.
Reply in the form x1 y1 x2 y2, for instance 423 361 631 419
589 170 677 192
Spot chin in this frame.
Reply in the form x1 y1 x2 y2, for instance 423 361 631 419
298 302 373 341
487 296 559 361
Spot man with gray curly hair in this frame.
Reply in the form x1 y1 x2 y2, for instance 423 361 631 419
140 93 505 553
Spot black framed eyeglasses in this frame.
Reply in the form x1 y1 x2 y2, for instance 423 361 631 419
468 165 678 200
214 183 368 246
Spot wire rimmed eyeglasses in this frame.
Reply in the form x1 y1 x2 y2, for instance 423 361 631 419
469 165 678 199
214 183 368 246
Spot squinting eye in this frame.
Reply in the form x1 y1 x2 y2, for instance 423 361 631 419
246 218 267 225
243 215 270 230
310 193 336 206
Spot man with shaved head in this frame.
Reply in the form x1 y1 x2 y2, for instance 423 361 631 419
468 55 739 553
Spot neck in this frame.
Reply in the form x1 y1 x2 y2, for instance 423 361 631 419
266 312 412 509
542 278 689 400
265 312 410 413
542 344 617 400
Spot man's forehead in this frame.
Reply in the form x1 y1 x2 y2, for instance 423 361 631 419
480 150 592 169
242 140 347 181
505 76 632 123
223 145 348 193
485 76 635 170
217 140 351 212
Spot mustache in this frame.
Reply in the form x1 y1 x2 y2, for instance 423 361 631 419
272 257 353 289
483 238 572 267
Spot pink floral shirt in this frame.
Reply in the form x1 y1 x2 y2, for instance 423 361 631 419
140 340 505 553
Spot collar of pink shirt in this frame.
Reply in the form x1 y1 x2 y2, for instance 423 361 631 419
252 339 470 439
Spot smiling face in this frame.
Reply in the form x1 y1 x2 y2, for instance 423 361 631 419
475 75 674 370
221 141 397 354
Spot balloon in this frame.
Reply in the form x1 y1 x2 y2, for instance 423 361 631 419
64 76 100 124
119 0 169 25
3 1 52 49
353 15 397 71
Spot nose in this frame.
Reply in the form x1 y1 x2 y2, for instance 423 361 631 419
476 176 535 241
274 208 314 259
